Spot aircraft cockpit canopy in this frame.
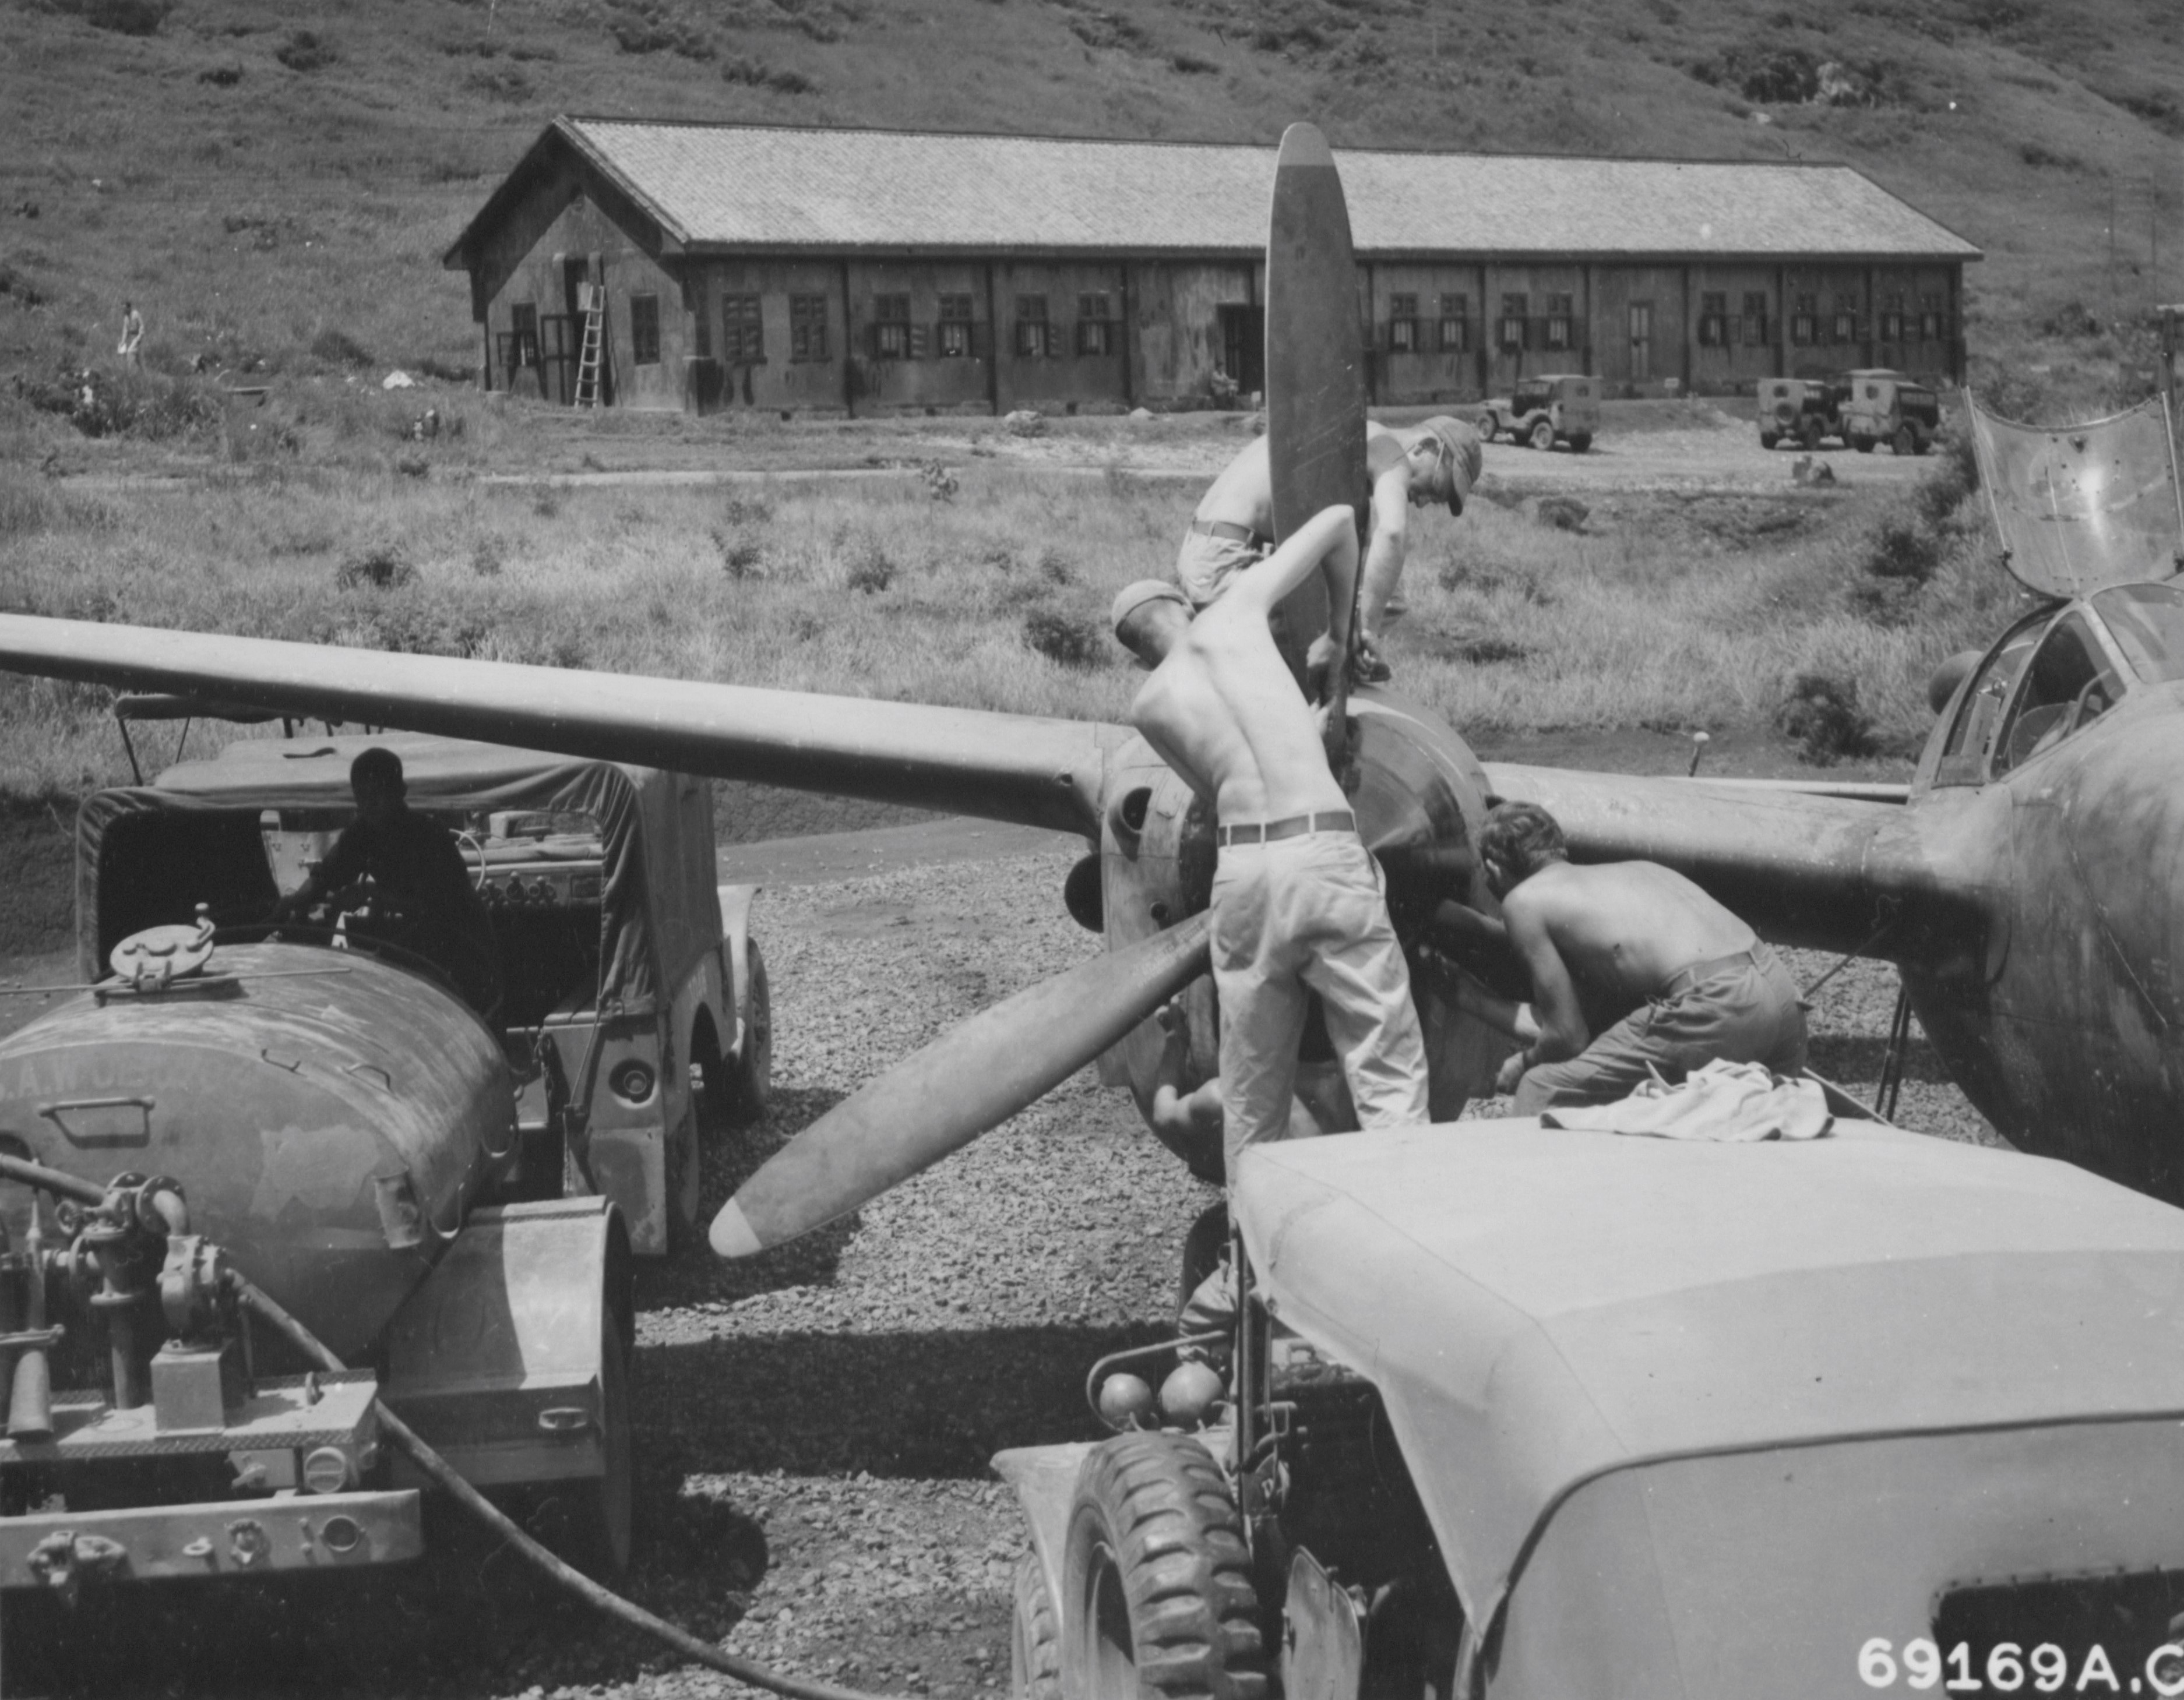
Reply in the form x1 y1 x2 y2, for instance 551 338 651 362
1936 583 2184 784
2090 581 2184 685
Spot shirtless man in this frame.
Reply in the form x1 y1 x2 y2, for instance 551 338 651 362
1447 802 1806 1114
1176 417 1481 680
1113 503 1430 1176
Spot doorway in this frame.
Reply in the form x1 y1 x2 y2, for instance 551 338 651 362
1218 305 1266 400
1628 302 1654 383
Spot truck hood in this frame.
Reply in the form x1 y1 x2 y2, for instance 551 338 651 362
1233 1120 2184 1640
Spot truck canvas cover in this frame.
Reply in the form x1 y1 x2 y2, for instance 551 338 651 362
76 732 721 1010
1234 1120 2184 1696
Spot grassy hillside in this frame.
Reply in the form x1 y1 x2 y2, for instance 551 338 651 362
0 0 2179 422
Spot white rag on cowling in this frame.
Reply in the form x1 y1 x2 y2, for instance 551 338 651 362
1539 1059 1833 1142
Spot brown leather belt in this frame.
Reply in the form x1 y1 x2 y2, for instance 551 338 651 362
1657 947 1767 1000
1218 812 1355 847
1189 518 1274 551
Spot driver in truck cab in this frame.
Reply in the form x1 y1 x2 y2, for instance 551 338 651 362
272 746 502 1017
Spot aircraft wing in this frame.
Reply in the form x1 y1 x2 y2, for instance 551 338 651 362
0 615 1123 837
1482 762 1938 958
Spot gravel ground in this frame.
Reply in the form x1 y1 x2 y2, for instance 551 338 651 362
12 841 1992 1698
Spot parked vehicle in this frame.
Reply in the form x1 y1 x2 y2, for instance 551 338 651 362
1475 374 1598 452
1001 1113 2184 1700
1757 376 1839 450
81 725 769 1256
1838 367 1940 455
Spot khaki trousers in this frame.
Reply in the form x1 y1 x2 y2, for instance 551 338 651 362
1211 832 1430 1175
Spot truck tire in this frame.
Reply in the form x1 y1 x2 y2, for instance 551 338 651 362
1798 415 1823 451
1566 431 1592 453
1893 424 1916 457
1854 436 1875 453
528 1311 635 1577
1913 430 1933 456
1062 1433 1267 1700
1474 410 1498 442
729 938 773 1126
1528 418 1556 452
1012 1554 1065 1700
1759 430 1780 450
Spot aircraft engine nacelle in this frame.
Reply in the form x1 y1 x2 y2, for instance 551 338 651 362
0 942 515 1363
1094 685 1513 1181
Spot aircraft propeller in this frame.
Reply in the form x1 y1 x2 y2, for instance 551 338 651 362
707 912 1213 1257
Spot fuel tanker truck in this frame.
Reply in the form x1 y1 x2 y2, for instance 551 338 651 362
0 724 782 1614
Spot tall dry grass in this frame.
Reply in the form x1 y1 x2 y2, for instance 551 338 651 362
0 458 2012 799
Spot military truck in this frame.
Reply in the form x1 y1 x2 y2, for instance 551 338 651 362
1474 375 1598 452
84 726 770 1255
0 728 768 1611
1001 1116 2184 1700
1837 367 1940 455
1757 376 1839 450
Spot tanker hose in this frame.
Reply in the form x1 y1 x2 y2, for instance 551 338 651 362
0 1155 107 1209
230 1276 907 1700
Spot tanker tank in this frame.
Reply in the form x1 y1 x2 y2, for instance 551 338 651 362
0 941 515 1360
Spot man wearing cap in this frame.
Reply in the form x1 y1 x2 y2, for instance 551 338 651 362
1444 801 1807 1114
1114 504 1430 1179
273 747 503 1019
1176 416 1480 682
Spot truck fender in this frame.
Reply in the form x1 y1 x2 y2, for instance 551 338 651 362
992 1442 1097 1616
382 1197 631 1491
717 883 762 1066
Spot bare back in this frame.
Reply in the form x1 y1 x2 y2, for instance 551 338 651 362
1130 594 1347 823
1506 860 1757 1029
1195 422 1405 537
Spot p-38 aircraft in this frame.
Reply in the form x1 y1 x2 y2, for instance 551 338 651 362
2 126 2183 1258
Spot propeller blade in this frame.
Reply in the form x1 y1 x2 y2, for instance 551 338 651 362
710 912 1213 1258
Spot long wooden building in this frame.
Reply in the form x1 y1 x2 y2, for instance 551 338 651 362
443 119 1981 416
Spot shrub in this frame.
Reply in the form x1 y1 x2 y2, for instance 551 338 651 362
34 0 171 34
922 461 959 502
1864 518 1941 581
720 495 773 528
1037 548 1076 586
1535 495 1589 532
1915 425 1979 529
1777 672 1877 764
309 327 372 370
846 539 894 594
1023 609 1103 668
276 30 338 71
470 537 505 577
334 546 416 591
713 529 765 579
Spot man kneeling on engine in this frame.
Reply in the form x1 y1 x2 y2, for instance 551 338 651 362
1452 801 1806 1114
274 747 502 1018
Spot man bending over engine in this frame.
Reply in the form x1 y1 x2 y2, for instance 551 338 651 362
1176 417 1480 681
1112 502 1429 1183
274 747 502 1018
1450 801 1806 1114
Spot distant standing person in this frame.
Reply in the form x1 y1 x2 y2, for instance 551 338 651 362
1445 802 1806 1114
117 301 144 370
1175 415 1481 681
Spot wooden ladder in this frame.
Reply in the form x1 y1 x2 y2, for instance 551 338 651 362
572 283 605 408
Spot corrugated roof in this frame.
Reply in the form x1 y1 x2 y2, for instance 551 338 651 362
540 118 1979 262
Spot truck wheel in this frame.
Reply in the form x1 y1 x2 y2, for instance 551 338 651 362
573 1317 635 1576
729 938 773 1126
1854 436 1875 453
1798 416 1823 450
1759 430 1780 450
1012 1554 1065 1700
1062 1433 1267 1700
1528 418 1556 452
1893 424 1916 456
1913 430 1933 456
1566 431 1592 453
1474 410 1497 442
